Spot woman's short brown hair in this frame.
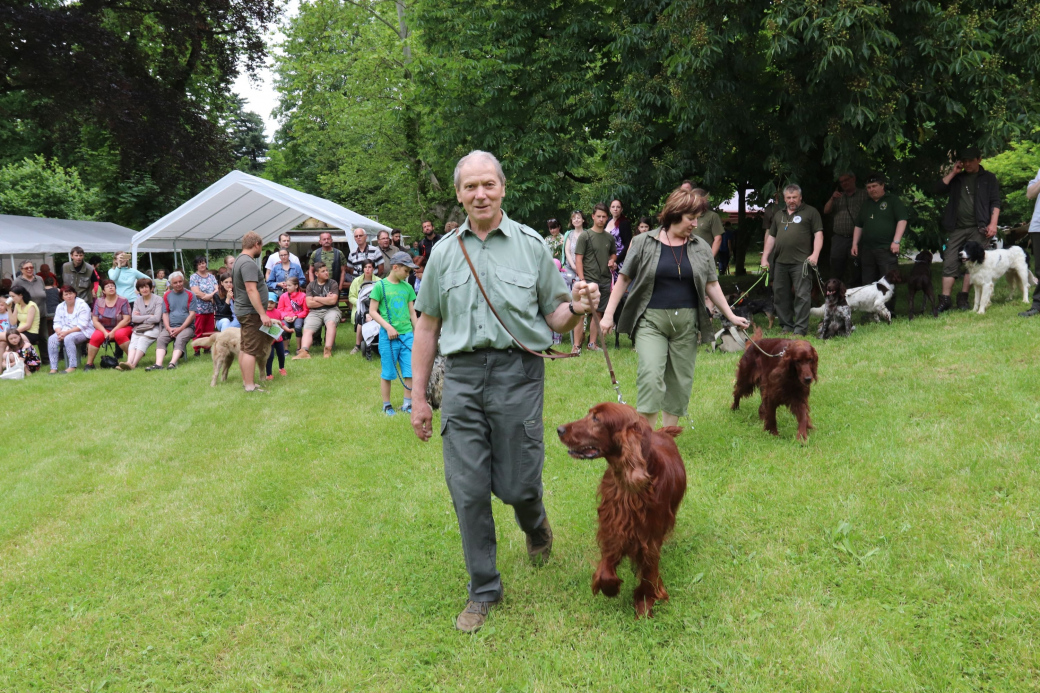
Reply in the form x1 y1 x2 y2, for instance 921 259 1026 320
657 188 709 230
135 277 154 290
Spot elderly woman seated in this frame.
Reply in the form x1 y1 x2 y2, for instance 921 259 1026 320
84 278 132 370
47 284 94 373
117 278 164 370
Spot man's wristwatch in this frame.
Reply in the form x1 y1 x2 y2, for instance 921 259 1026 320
568 301 586 316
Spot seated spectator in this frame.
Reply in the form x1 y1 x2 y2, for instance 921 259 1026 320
369 252 419 415
292 261 340 359
154 269 169 295
0 297 11 332
84 278 132 370
9 286 41 346
189 255 218 352
348 259 377 354
264 296 288 380
47 284 93 374
276 276 307 349
214 274 239 332
44 276 61 320
38 263 58 288
108 252 149 307
5 329 41 374
223 255 236 273
146 271 195 371
117 278 163 371
266 247 305 298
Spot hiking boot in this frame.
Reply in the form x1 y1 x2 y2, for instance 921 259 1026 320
323 346 332 358
292 349 310 360
936 295 953 313
956 291 970 311
1020 307 1040 318
455 598 501 633
525 516 553 565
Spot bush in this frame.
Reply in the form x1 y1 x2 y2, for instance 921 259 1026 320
0 155 100 220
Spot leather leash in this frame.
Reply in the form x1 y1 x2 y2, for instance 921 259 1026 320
598 332 626 403
741 329 787 359
457 233 577 360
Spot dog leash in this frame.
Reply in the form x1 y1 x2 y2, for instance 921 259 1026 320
803 259 827 297
741 329 787 358
598 331 626 404
729 272 766 308
457 234 577 360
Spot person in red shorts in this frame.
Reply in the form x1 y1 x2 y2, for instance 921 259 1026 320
85 279 132 370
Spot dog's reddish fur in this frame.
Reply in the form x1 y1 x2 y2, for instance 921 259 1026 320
731 327 819 440
557 403 686 618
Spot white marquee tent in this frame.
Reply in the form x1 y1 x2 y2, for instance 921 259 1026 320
130 171 391 268
0 214 173 277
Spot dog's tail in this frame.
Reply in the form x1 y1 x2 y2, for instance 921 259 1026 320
658 426 683 439
192 333 218 350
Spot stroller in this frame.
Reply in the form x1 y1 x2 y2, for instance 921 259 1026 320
354 280 381 360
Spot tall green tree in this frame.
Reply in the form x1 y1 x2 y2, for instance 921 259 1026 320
269 0 436 231
1 0 279 226
0 156 100 220
230 97 270 173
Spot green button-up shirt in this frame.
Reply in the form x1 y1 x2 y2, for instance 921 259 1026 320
692 209 724 247
414 211 570 355
617 228 718 346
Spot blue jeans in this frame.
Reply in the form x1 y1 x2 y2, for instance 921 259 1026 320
216 317 240 332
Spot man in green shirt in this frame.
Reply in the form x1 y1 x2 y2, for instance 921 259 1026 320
823 172 869 286
410 150 599 634
369 251 418 416
575 202 617 350
680 183 725 257
761 184 824 335
852 174 908 315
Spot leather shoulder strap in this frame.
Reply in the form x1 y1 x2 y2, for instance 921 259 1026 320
456 233 575 360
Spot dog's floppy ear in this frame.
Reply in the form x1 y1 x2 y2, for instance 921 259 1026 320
837 281 846 301
810 348 819 382
614 424 651 491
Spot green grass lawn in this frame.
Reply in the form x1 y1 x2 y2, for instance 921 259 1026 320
2 267 1039 691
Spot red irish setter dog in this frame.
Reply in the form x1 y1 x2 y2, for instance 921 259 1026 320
732 327 819 441
557 403 686 618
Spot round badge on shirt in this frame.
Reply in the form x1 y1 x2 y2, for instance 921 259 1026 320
880 201 888 210
793 215 802 223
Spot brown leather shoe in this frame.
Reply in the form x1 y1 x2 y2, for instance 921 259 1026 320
525 516 553 565
455 598 500 633
292 349 310 360
323 346 332 358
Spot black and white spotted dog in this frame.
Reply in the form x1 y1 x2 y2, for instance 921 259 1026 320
958 241 1038 314
816 278 854 339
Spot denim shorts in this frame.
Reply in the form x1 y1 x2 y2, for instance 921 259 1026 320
378 329 413 381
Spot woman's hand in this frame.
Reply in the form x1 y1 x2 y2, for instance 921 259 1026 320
600 314 615 335
729 315 751 330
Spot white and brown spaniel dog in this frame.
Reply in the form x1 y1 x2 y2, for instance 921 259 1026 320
813 270 902 324
958 241 1037 314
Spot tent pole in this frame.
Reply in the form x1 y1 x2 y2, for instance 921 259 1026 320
148 252 154 275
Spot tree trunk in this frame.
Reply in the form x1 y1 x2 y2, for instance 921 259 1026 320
734 184 749 276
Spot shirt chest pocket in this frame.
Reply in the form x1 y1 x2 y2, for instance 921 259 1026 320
443 269 471 316
494 266 537 316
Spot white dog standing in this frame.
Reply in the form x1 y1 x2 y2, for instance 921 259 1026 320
958 240 1038 314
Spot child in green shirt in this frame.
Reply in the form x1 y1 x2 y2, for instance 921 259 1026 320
369 252 419 416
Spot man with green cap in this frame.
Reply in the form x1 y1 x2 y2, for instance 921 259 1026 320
935 146 1001 312
409 150 599 634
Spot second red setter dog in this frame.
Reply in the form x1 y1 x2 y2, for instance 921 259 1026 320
732 327 819 441
557 403 686 618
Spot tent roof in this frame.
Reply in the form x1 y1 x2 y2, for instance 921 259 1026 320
131 171 390 254
0 214 172 255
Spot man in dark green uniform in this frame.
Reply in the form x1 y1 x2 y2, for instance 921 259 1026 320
410 150 599 633
935 146 1001 311
681 184 724 257
761 184 823 335
852 174 908 315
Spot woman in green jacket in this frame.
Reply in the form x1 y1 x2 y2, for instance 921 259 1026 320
600 188 749 428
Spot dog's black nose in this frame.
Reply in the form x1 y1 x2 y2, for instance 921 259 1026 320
556 425 567 437
803 376 813 384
